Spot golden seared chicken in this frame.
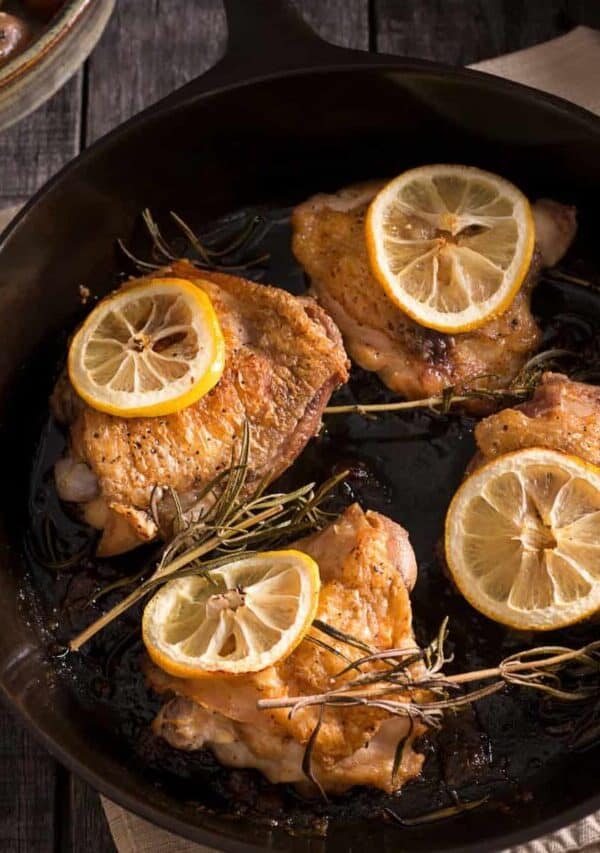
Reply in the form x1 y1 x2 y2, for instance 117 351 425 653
147 504 426 795
475 372 600 466
52 260 349 556
292 182 576 399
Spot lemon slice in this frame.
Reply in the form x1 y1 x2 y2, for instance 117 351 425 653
68 277 225 417
445 448 600 631
143 550 321 677
366 165 535 333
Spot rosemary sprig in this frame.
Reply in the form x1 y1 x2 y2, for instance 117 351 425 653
69 425 348 651
324 348 581 417
70 505 279 651
118 209 270 275
258 625 600 719
273 623 600 794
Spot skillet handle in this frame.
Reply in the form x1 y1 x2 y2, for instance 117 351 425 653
157 0 360 109
222 0 341 67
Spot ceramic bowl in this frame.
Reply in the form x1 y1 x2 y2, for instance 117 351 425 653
0 0 115 131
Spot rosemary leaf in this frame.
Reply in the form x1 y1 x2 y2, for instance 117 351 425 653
313 619 374 656
335 646 423 677
120 208 271 274
335 654 427 693
169 211 213 265
27 514 95 573
303 635 355 665
141 209 179 262
165 486 185 535
301 705 328 802
116 239 160 271
391 716 414 786
384 795 488 826
543 268 598 289
43 515 59 563
27 537 92 573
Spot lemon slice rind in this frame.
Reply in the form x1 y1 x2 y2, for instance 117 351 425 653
445 447 600 631
68 277 225 418
143 550 321 678
366 164 535 333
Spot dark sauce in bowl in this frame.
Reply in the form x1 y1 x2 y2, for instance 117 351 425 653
0 1 66 66
23 205 600 835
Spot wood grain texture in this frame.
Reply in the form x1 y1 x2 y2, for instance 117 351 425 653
84 0 227 143
373 0 598 64
84 0 369 145
0 708 56 852
68 777 116 853
0 72 81 206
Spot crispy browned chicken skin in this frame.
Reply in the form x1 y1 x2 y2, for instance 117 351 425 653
292 182 576 400
475 372 600 466
147 504 425 795
52 261 349 555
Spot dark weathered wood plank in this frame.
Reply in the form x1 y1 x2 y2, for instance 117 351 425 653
85 0 227 143
85 0 370 145
0 52 83 853
373 0 571 64
0 72 82 207
0 707 56 852
68 778 116 853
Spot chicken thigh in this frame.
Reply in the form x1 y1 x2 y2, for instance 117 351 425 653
147 503 426 795
475 372 600 466
292 182 576 400
52 260 349 555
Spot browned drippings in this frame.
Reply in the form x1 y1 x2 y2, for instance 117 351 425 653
22 204 600 834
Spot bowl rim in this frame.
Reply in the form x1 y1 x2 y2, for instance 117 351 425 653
0 0 98 89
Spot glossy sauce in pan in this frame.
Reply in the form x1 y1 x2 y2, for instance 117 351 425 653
23 204 600 835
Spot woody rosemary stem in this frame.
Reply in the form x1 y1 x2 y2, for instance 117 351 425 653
256 645 597 711
324 395 471 415
322 348 582 416
69 504 283 652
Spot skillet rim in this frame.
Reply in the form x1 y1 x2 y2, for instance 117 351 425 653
2 53 600 255
1 55 600 852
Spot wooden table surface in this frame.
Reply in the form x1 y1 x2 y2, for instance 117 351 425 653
1 1 599 850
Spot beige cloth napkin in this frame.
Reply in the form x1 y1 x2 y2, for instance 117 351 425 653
470 25 600 113
1 22 599 853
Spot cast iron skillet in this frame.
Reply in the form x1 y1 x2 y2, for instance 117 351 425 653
1 1 600 850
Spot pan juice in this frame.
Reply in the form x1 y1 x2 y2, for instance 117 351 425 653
23 203 600 834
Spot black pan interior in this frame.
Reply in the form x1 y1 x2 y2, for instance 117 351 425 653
0 65 599 852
